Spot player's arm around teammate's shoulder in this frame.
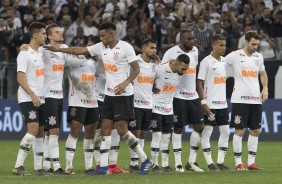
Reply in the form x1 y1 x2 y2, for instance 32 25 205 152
43 45 90 55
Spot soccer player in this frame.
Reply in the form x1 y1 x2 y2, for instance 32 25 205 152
90 35 127 174
64 38 99 175
19 23 68 174
13 22 46 176
162 30 204 172
150 54 190 172
225 31 268 170
44 22 152 175
42 23 68 175
197 34 230 171
128 39 159 173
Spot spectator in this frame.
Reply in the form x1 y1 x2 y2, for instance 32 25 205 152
258 28 276 59
123 25 142 54
238 24 254 49
160 26 176 56
175 22 188 44
70 27 88 47
113 8 127 40
61 15 77 45
193 17 213 60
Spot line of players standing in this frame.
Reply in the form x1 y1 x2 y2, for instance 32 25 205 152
13 21 268 176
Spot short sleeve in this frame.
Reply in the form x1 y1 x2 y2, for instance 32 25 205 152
197 58 208 80
125 43 137 63
17 51 29 73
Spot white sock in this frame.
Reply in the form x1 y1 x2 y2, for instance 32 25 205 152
93 129 101 167
109 129 120 166
33 137 44 170
65 134 78 169
49 135 61 171
247 135 259 166
43 135 51 170
160 133 171 167
122 131 147 162
217 125 230 164
139 139 145 149
201 126 213 165
15 133 35 168
151 132 162 166
172 133 182 167
129 138 139 166
100 136 111 167
84 139 94 170
233 134 243 166
188 130 201 164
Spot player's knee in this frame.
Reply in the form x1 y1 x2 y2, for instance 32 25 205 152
28 129 38 136
173 126 183 134
193 124 204 133
140 131 147 139
250 129 260 136
49 127 60 135
70 129 80 138
116 126 128 136
234 128 245 137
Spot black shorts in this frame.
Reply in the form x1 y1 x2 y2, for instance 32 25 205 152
204 108 229 126
98 100 104 121
45 98 63 130
128 107 152 131
150 113 173 133
173 98 204 127
67 106 99 125
230 103 262 130
19 102 46 126
102 95 134 121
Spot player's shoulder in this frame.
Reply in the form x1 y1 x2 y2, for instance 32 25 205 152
226 50 241 59
253 52 263 60
119 40 133 48
190 46 198 53
60 44 69 48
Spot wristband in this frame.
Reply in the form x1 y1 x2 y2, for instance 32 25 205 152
201 99 207 105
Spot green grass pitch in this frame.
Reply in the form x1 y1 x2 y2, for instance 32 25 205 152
0 140 281 184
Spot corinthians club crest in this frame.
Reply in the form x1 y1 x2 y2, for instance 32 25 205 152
150 119 158 128
129 120 137 128
48 116 56 126
113 52 119 60
70 108 77 117
29 110 36 120
234 115 241 124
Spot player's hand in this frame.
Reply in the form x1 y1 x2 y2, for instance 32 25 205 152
202 104 211 116
19 44 29 51
152 87 160 94
114 82 127 95
153 54 161 63
30 93 41 107
261 87 268 103
43 45 58 52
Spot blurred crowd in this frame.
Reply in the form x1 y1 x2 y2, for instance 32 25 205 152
1 0 282 63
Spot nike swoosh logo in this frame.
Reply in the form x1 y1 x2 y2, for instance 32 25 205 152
80 65 84 67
